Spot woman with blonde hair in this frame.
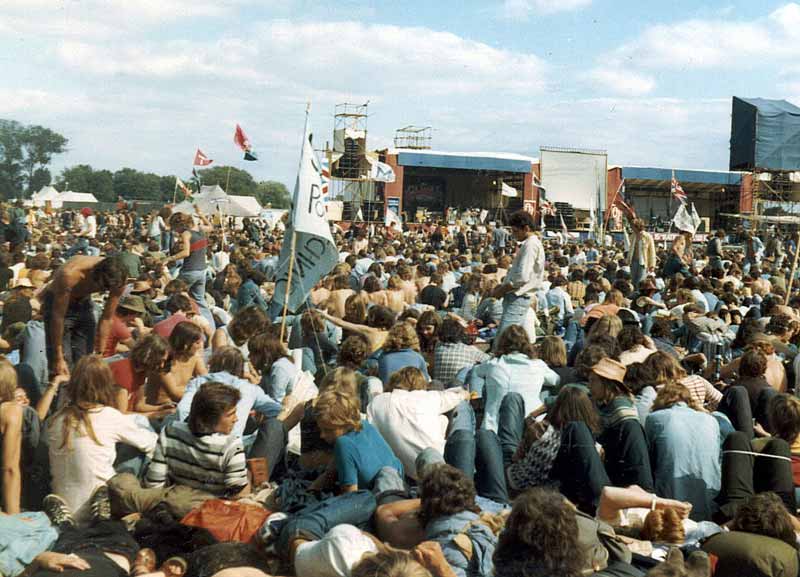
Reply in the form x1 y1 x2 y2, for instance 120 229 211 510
538 335 577 386
377 322 430 385
46 354 157 522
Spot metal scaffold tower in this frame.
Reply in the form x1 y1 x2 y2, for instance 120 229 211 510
394 126 432 150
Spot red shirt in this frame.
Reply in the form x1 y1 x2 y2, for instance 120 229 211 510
103 316 133 357
153 313 189 339
109 358 144 412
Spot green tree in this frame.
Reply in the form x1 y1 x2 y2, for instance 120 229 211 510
113 168 162 200
90 169 115 202
56 164 94 192
29 168 51 192
256 180 291 208
20 125 67 195
196 166 257 196
0 120 25 198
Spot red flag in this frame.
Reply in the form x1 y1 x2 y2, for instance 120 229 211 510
234 124 251 152
193 149 212 166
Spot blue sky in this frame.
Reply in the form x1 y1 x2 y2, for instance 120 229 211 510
2 0 800 188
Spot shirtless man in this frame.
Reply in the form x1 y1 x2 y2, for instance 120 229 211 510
385 276 407 314
43 255 128 377
324 274 355 319
396 265 418 305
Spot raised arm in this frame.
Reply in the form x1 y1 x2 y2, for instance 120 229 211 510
318 309 379 339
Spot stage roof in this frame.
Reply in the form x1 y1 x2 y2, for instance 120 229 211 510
393 149 537 174
621 166 745 194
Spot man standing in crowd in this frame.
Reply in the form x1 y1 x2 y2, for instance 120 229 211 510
493 210 545 336
43 255 128 376
629 218 656 287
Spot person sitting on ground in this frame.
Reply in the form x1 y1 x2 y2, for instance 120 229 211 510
377 322 431 386
144 320 207 405
312 388 403 493
46 355 158 523
249 332 300 404
431 318 489 385
101 295 150 358
109 381 251 519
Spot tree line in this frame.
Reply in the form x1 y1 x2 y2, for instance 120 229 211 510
0 120 291 208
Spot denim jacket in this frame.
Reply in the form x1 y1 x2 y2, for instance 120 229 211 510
425 511 497 577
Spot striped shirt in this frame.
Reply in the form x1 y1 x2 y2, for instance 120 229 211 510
679 374 722 411
144 421 247 496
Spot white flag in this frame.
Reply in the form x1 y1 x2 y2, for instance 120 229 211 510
501 182 518 197
370 161 396 183
560 213 569 238
272 113 339 315
385 207 401 228
672 202 702 234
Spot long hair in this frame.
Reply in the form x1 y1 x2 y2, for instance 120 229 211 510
418 464 479 527
548 386 600 434
352 550 432 577
495 325 535 359
383 323 420 353
55 355 119 449
494 488 585 577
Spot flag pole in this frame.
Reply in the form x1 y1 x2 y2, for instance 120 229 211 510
786 231 800 305
172 177 179 205
278 102 312 342
665 169 675 249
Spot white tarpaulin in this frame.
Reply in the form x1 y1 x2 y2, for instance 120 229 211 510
178 185 262 217
58 191 98 204
540 148 607 211
672 202 702 233
31 186 61 207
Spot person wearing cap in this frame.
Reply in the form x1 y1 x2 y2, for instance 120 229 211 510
589 357 654 492
100 295 149 358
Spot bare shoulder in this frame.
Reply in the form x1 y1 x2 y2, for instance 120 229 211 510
0 401 23 427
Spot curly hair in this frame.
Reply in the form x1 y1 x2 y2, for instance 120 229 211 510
383 322 421 352
767 314 793 337
93 256 129 290
769 393 800 445
495 324 535 359
494 488 585 577
339 335 370 369
507 210 536 230
130 333 170 375
227 305 270 347
641 508 685 544
418 464 479 527
731 492 797 548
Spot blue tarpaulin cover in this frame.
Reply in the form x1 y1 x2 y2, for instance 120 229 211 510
730 96 800 171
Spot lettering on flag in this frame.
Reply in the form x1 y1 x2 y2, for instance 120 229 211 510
272 118 339 314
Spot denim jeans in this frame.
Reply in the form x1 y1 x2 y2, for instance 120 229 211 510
564 320 580 353
498 294 532 339
631 262 646 288
248 418 288 479
553 421 610 515
276 490 376 555
43 292 95 375
415 401 477 481
475 393 525 504
179 269 215 330
22 320 48 394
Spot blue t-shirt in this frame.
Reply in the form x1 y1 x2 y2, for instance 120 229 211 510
334 420 403 488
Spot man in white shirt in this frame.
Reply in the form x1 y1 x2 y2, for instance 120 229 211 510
493 211 545 338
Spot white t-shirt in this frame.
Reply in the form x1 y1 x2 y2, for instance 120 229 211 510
47 406 157 522
84 215 97 238
366 388 467 480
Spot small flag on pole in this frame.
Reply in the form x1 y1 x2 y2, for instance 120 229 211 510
501 182 518 198
234 124 258 161
193 149 213 166
176 177 192 198
671 177 687 204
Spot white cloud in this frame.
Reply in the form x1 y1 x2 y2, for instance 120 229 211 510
611 3 800 70
587 67 655 96
56 21 549 96
499 0 592 18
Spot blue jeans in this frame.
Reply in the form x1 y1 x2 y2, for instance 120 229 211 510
276 490 376 555
498 294 532 342
43 293 95 375
631 262 646 288
415 401 476 481
475 393 525 504
179 269 215 330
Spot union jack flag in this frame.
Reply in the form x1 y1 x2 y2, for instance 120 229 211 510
671 177 687 204
540 200 557 216
320 154 330 197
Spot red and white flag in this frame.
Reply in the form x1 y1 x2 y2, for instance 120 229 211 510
671 177 687 204
193 149 212 166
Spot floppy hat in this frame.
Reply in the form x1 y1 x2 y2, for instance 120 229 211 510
118 295 146 315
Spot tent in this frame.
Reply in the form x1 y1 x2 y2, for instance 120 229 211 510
31 186 61 207
58 191 98 204
174 185 262 217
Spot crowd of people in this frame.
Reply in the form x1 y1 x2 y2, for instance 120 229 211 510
1 200 800 576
